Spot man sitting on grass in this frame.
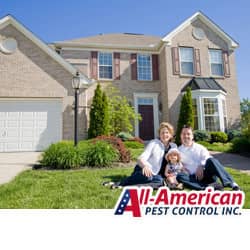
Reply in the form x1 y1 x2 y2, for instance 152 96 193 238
177 125 240 191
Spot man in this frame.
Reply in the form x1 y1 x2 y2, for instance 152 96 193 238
177 125 240 191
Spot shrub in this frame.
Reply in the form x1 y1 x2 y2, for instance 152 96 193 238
84 140 119 167
129 137 144 144
95 135 131 163
210 132 228 143
176 87 194 145
227 130 242 141
88 84 110 138
193 130 211 142
124 141 144 149
231 137 250 154
117 132 134 141
40 141 81 169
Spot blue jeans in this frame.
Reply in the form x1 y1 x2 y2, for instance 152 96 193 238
120 165 164 189
177 157 235 190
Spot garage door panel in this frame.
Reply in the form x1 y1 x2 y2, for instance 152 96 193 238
0 100 62 152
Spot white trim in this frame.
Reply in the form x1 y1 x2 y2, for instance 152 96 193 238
162 11 238 50
0 15 91 85
53 42 162 51
133 93 159 138
191 90 227 131
59 46 161 54
137 54 153 81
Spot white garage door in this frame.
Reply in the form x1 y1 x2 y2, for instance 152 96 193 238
0 99 62 152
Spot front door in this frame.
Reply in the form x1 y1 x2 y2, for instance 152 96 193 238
138 98 154 140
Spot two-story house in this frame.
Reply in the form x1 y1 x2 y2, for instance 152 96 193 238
53 11 240 140
0 12 241 152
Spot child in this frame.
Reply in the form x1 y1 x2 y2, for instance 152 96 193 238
164 148 188 190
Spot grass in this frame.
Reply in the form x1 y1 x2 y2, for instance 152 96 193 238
197 141 233 152
0 166 250 209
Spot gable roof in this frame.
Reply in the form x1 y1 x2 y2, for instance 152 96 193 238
162 11 239 50
0 15 91 84
53 33 162 50
181 77 227 93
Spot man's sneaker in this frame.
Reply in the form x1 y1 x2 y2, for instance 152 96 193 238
208 182 224 191
102 181 115 186
232 185 241 191
111 182 123 189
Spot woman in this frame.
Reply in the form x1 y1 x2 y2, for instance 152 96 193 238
111 122 177 189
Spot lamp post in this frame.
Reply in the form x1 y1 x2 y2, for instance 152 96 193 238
72 71 81 146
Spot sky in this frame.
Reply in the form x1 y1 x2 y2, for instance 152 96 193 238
0 0 249 99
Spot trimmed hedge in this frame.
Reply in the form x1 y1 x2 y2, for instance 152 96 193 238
95 135 131 163
231 137 250 154
40 141 81 169
227 130 242 141
193 130 211 142
84 140 119 167
210 132 228 143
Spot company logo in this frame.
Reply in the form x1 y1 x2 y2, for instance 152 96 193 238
114 187 245 217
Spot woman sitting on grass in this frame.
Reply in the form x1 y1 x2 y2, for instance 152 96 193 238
104 122 177 189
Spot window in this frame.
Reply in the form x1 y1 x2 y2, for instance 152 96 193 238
203 98 220 131
98 52 113 79
192 99 198 130
179 47 194 75
137 54 152 80
209 49 223 76
222 99 227 130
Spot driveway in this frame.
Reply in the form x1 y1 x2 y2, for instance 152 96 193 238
0 152 41 185
211 151 250 173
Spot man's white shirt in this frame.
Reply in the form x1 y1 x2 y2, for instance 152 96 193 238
178 142 211 174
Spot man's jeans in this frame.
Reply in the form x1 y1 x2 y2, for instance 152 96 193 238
120 165 164 189
176 157 234 190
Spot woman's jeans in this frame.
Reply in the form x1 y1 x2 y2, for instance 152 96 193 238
120 165 164 189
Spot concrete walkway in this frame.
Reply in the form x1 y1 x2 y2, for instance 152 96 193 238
0 152 41 185
210 151 250 173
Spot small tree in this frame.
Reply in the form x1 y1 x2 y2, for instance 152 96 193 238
240 98 250 131
88 84 109 138
176 87 194 145
105 85 141 135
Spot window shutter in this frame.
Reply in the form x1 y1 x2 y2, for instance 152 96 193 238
114 52 120 80
152 54 160 80
131 53 137 80
90 51 98 79
194 48 201 76
171 47 180 75
223 51 230 77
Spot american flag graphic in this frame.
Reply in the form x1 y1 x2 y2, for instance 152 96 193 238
114 189 130 215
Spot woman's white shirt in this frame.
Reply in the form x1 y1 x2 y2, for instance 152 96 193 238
138 139 177 175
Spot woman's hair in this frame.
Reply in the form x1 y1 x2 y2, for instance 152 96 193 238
158 122 174 136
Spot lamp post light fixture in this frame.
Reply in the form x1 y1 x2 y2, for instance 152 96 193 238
72 71 81 146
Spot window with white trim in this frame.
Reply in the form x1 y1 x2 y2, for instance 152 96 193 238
98 52 113 79
179 47 194 75
203 98 220 131
222 99 227 130
137 54 152 80
209 49 224 76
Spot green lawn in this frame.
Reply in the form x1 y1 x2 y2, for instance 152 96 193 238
0 166 249 209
